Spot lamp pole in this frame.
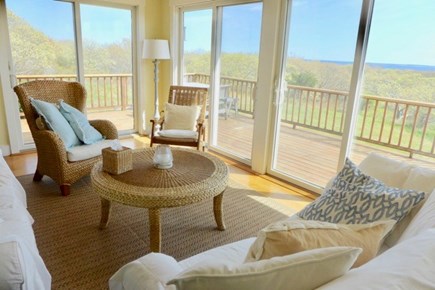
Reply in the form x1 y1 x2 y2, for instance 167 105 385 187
153 59 161 132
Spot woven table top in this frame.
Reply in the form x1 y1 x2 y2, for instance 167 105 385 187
91 148 229 208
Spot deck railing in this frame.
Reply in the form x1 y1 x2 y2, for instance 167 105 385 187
186 73 435 158
185 73 256 114
17 73 434 158
17 74 133 111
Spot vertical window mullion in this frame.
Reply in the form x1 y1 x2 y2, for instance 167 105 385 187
73 2 85 85
337 0 375 170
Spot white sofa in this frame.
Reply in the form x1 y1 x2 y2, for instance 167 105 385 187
0 149 51 290
109 153 435 290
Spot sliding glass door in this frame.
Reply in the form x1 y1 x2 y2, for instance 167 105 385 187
212 3 262 160
1 0 138 152
350 1 435 170
270 0 363 188
81 4 134 132
179 2 262 163
5 0 77 147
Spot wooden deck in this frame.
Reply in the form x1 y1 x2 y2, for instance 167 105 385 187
20 109 435 187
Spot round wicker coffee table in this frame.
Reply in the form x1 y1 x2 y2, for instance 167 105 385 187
91 148 229 252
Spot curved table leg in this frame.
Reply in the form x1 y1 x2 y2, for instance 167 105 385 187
99 198 112 229
213 192 226 231
149 208 161 252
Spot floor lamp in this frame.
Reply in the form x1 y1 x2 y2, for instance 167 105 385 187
142 39 171 132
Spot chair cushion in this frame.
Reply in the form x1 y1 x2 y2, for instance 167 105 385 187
297 158 425 224
66 140 115 162
245 219 395 268
167 247 362 290
157 129 198 139
164 103 201 131
30 98 81 148
58 100 104 144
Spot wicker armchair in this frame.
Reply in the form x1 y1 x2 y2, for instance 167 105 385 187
150 85 208 151
14 80 118 196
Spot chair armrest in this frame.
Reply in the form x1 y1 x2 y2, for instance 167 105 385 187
33 130 68 165
89 120 118 139
109 253 183 290
150 118 165 137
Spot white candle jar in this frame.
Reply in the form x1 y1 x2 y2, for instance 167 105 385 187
153 145 173 169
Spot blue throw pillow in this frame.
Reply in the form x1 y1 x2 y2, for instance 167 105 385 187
297 158 425 224
58 100 104 144
30 98 81 148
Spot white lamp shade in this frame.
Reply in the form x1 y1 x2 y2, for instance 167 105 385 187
142 39 171 60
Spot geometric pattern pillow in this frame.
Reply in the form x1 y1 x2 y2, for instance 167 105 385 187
297 158 425 224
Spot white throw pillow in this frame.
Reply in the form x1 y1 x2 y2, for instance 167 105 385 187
402 166 435 194
318 229 435 290
164 103 201 131
384 166 435 247
358 152 413 188
167 247 362 290
398 189 435 243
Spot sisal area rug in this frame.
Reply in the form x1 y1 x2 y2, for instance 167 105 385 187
18 174 297 290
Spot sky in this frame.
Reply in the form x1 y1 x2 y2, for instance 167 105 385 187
6 0 131 45
5 0 435 66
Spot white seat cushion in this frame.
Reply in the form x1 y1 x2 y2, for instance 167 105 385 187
109 253 182 290
318 229 435 290
157 130 198 139
66 139 115 162
398 189 435 243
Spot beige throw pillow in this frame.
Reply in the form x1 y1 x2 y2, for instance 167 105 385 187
246 219 395 268
164 103 201 131
168 247 362 290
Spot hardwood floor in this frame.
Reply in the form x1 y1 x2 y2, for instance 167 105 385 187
4 135 314 213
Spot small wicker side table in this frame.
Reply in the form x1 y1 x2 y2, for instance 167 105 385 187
91 148 229 253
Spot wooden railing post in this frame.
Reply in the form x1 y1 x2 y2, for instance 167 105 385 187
120 76 128 110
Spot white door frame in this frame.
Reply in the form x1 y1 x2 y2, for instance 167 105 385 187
0 0 25 154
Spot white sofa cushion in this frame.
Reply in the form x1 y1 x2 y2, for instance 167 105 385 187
0 156 27 207
318 229 435 290
109 238 255 290
179 238 255 270
398 189 435 243
66 139 115 162
0 241 23 290
109 253 182 290
168 247 362 290
384 165 435 247
358 152 413 188
402 166 435 194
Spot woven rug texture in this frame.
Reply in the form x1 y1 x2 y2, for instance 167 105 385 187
18 174 296 290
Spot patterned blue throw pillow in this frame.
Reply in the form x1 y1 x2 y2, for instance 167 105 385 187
297 158 425 224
